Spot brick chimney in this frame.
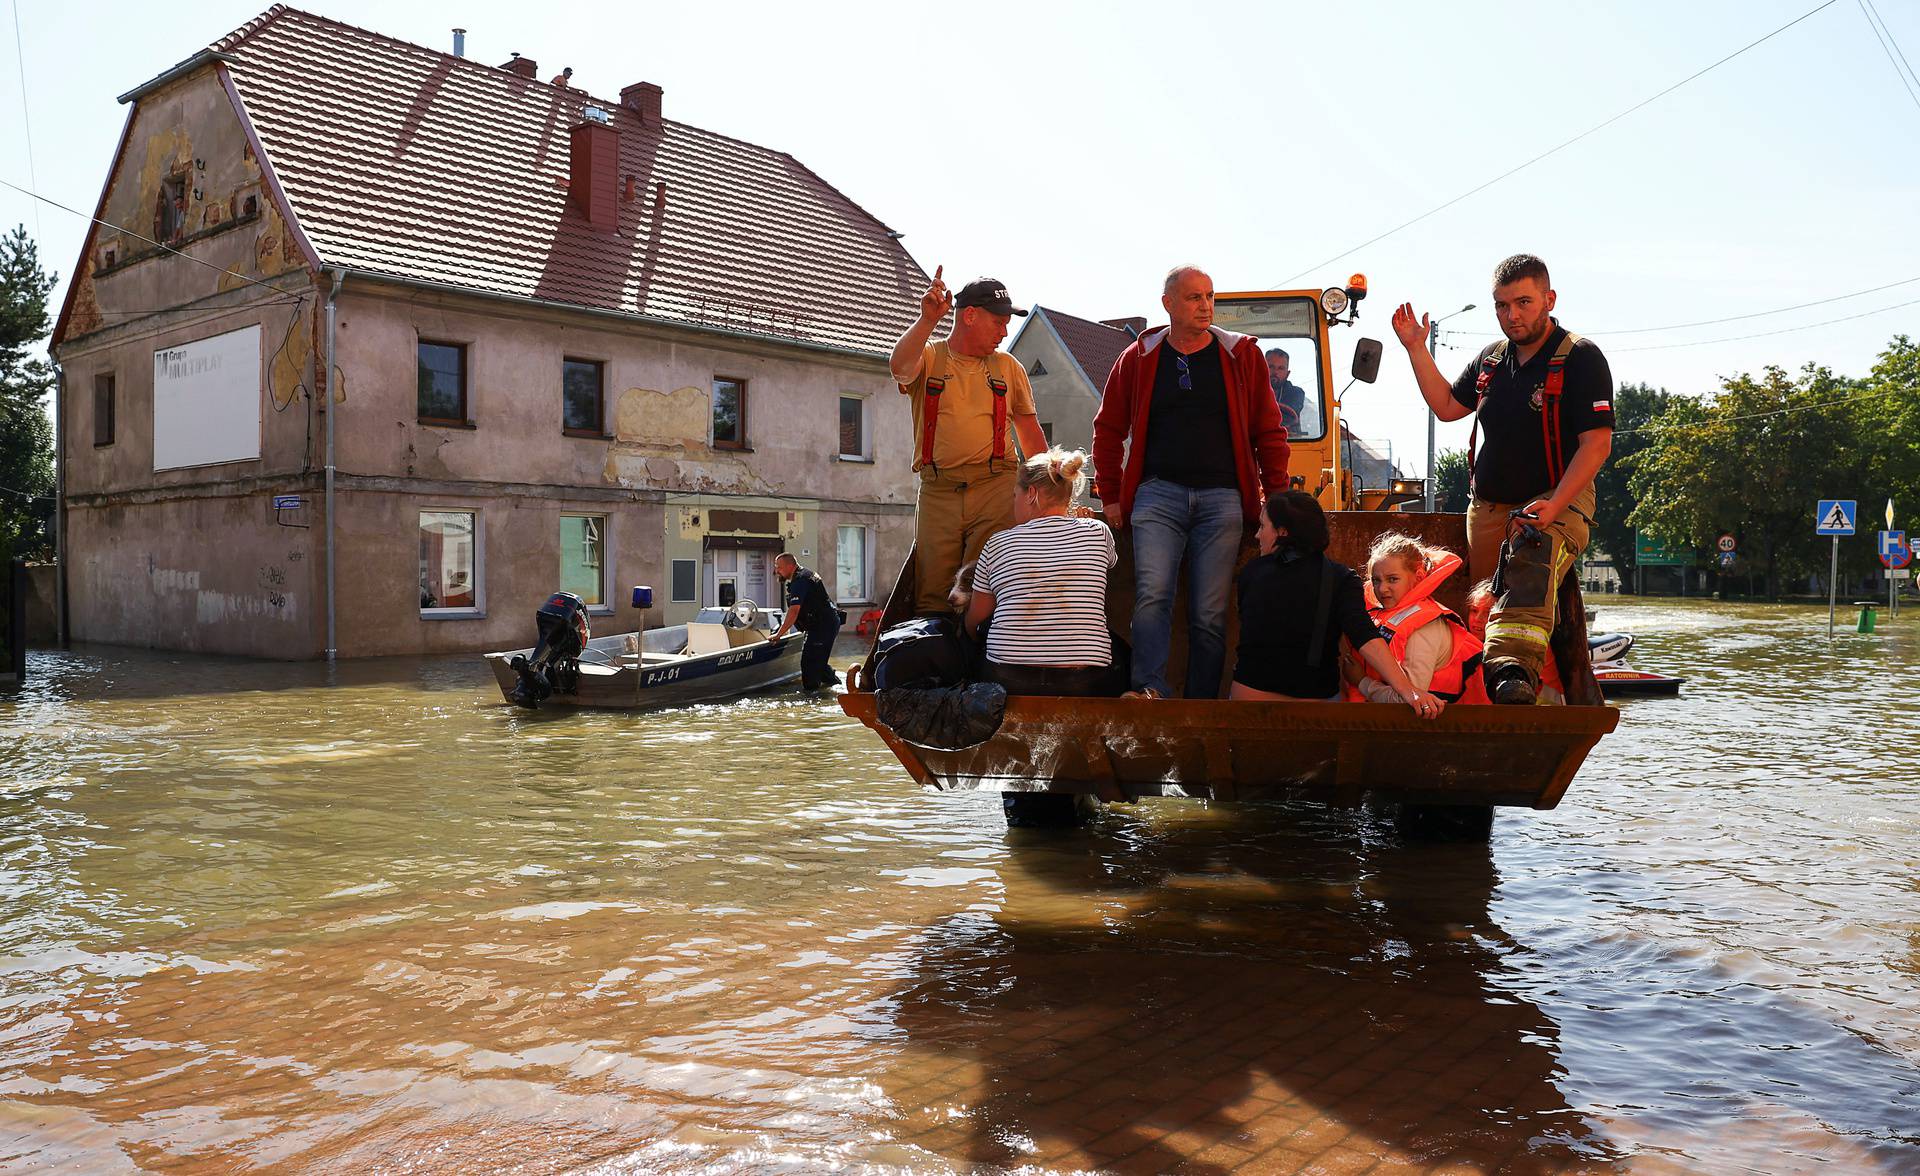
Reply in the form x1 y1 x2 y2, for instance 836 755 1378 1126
569 116 620 231
620 81 663 127
500 53 537 79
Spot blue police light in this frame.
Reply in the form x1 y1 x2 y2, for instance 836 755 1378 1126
631 585 654 609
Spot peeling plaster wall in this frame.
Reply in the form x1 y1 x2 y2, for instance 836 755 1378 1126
66 495 319 658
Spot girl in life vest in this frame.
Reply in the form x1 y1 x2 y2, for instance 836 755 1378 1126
1465 579 1565 704
1342 535 1490 706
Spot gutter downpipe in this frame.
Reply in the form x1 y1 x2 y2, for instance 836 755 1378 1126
324 269 343 663
51 360 68 647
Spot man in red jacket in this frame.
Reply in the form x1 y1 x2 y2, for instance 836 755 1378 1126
1091 266 1291 698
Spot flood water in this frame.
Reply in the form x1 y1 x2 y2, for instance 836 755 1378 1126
2 598 1917 1174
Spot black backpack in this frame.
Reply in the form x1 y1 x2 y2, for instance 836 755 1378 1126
872 616 976 690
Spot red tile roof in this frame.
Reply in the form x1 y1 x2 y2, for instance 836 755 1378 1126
211 7 928 355
1035 306 1134 390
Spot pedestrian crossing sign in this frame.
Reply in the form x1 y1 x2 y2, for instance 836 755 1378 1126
1816 499 1857 536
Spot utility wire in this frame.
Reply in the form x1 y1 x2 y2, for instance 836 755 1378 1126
0 175 310 304
1614 383 1907 437
8 0 40 244
1608 294 1920 352
1440 272 1920 340
1858 0 1920 113
1863 0 1920 88
1276 0 1843 285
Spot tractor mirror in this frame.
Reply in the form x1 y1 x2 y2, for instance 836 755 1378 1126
1351 338 1383 384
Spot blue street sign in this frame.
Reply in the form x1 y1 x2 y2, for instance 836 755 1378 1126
1717 550 1736 568
1878 530 1906 556
273 495 304 509
1816 500 1857 536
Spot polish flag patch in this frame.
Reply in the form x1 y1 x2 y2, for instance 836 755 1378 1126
1592 401 1612 411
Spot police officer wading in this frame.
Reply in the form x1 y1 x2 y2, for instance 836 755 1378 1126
773 553 842 692
889 268 1049 616
1392 254 1613 705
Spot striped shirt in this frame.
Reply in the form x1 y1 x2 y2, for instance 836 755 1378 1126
975 515 1117 667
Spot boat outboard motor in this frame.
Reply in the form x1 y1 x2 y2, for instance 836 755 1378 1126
507 591 591 708
1588 631 1635 665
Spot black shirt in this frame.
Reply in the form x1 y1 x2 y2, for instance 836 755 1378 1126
1448 323 1613 504
785 567 837 632
1233 551 1382 699
1143 340 1238 489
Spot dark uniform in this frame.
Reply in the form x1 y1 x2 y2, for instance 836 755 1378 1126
785 565 842 691
1449 320 1612 689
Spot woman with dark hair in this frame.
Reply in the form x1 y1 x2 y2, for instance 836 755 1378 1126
1230 491 1442 717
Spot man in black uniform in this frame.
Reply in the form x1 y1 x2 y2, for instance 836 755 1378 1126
1391 254 1613 704
772 552 841 691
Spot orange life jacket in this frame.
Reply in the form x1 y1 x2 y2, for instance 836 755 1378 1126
1347 551 1491 705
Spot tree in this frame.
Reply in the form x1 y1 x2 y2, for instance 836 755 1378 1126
1589 382 1675 590
1432 448 1471 512
1630 362 1863 598
0 225 56 559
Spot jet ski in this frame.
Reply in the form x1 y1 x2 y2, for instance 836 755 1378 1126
1588 631 1684 697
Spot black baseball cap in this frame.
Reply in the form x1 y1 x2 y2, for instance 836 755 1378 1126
954 278 1027 317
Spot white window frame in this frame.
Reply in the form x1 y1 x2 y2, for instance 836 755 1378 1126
560 512 612 613
419 508 485 619
837 392 871 462
835 523 872 604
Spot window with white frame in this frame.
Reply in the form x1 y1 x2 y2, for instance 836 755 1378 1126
560 514 606 606
835 524 869 602
420 510 481 614
838 394 869 459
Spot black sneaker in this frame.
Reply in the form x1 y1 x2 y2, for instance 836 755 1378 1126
1491 667 1537 706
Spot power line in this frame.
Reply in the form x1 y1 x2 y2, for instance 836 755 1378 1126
1276 0 1843 285
1614 383 1906 437
8 0 40 244
1440 272 1920 340
1863 0 1920 88
0 175 310 305
1608 294 1920 352
1858 0 1920 114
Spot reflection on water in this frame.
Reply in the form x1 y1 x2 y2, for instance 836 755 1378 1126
1 600 1917 1172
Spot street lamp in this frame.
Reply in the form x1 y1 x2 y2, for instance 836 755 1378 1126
1424 303 1476 512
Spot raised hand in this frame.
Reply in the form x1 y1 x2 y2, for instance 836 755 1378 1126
919 265 953 322
1390 302 1430 352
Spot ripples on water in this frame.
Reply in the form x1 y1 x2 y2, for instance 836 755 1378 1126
0 600 1916 1173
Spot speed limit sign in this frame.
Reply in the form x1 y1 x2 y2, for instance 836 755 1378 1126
1716 533 1736 553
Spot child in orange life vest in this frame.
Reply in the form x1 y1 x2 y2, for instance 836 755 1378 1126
1466 579 1565 704
1342 535 1490 705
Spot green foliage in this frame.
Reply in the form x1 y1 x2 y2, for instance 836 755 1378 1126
1432 448 1471 513
0 226 56 558
1625 347 1914 598
1589 382 1675 583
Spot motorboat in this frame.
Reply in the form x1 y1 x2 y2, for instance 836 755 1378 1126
485 595 804 710
1589 630 1685 697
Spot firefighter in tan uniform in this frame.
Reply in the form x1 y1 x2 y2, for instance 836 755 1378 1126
1391 254 1614 705
889 270 1049 615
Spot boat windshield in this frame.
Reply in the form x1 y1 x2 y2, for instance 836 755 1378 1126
1213 297 1326 442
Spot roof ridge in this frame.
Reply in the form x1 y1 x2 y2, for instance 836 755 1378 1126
1033 304 1131 334
206 4 290 54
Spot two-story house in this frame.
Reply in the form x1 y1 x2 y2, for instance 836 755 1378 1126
51 6 926 658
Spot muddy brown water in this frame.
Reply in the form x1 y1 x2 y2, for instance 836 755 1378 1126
2 599 1917 1173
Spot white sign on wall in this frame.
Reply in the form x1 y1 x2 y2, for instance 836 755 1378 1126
153 324 263 471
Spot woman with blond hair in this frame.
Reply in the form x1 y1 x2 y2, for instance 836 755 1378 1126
963 447 1120 698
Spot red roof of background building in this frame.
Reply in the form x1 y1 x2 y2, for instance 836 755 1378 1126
1035 306 1135 389
211 7 928 355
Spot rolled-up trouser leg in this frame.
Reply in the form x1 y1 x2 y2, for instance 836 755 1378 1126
1485 488 1592 687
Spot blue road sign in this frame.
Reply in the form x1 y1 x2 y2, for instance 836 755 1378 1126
1816 500 1857 536
1879 530 1906 556
1717 550 1736 568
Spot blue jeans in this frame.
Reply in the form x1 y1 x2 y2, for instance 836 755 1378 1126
1129 478 1244 698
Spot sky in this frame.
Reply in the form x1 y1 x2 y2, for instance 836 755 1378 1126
4 0 1918 477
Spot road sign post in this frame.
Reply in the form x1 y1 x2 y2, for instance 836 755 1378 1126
1817 500 1857 638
